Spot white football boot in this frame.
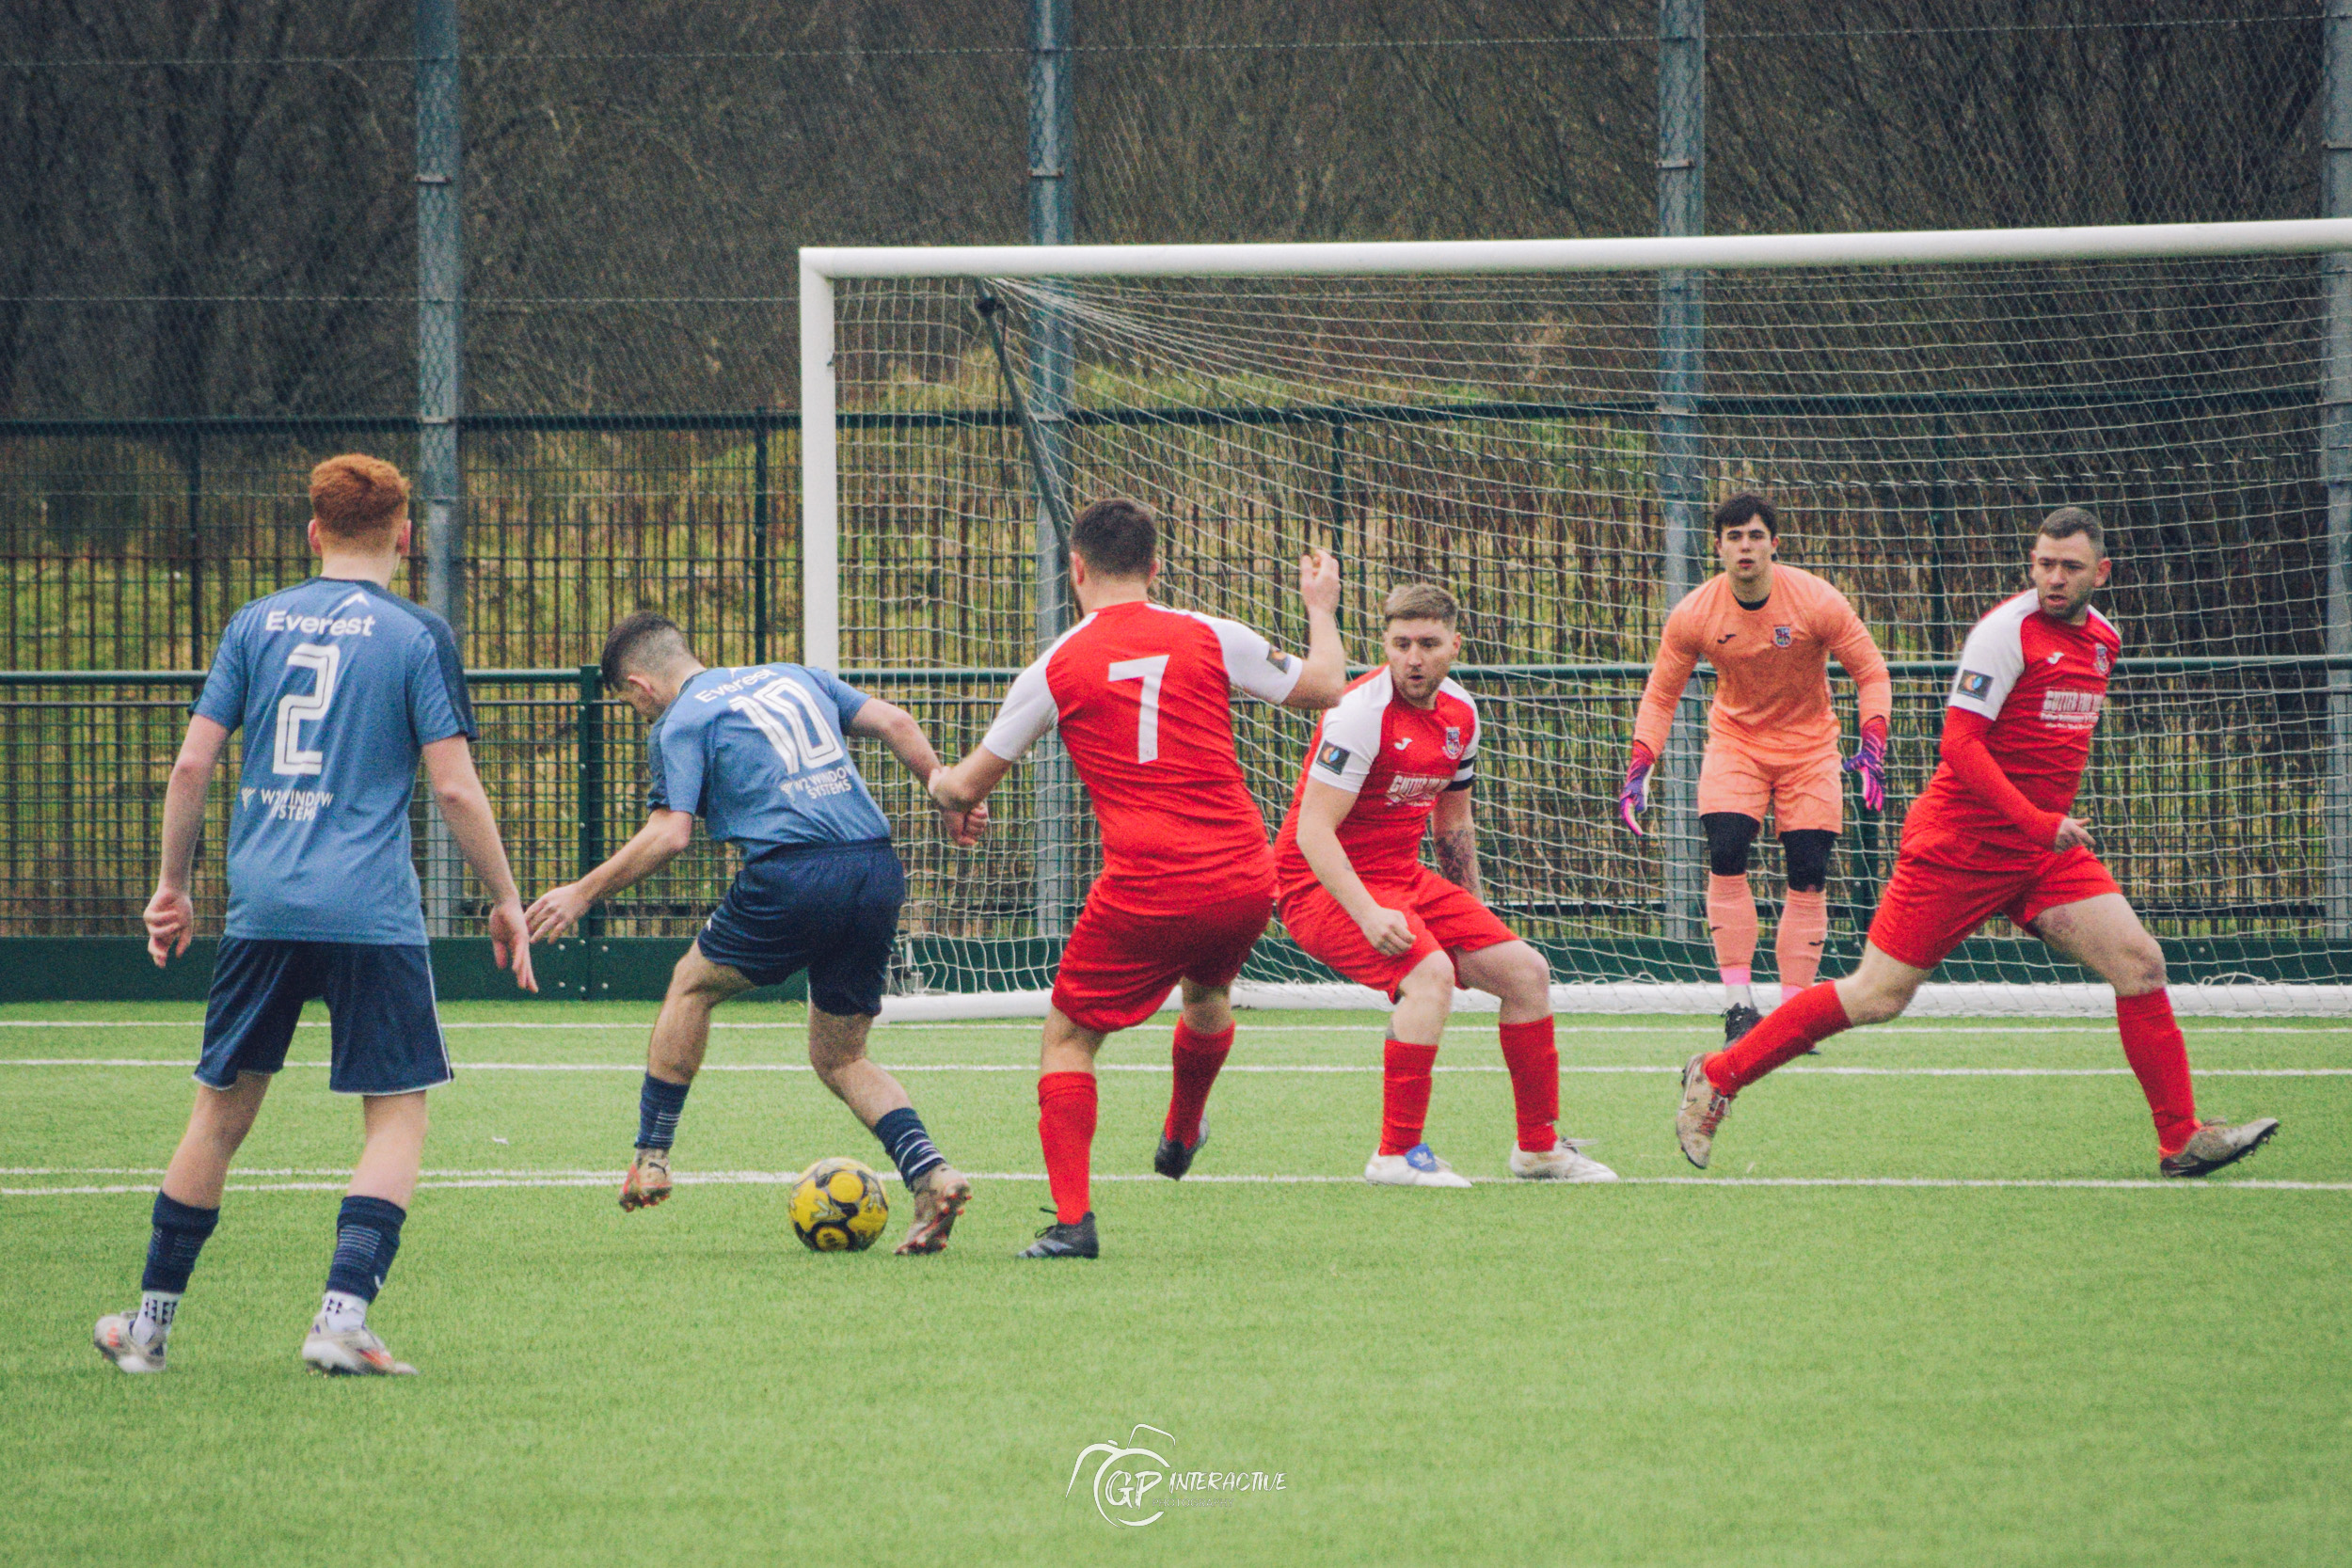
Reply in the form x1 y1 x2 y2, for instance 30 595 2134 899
1508 1138 1619 1182
93 1311 167 1373
1363 1143 1474 1188
301 1322 418 1376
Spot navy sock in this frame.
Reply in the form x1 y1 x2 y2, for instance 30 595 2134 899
638 1074 691 1149
140 1192 220 1294
871 1106 946 1186
323 1196 407 1304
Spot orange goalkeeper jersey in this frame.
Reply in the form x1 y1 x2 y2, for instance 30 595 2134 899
1633 565 1891 763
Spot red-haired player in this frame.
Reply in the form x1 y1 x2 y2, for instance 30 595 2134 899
1675 509 2279 1178
929 498 1345 1258
1274 582 1615 1188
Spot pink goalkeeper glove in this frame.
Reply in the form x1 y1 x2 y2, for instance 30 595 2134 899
1843 716 1888 812
1618 743 1656 836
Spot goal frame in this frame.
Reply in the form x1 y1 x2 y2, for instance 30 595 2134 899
797 219 2352 1019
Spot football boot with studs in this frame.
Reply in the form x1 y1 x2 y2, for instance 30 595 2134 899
1017 1209 1099 1259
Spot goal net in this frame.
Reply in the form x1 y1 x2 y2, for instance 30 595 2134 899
801 227 2352 1017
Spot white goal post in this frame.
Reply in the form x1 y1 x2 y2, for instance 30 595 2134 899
799 220 2352 1020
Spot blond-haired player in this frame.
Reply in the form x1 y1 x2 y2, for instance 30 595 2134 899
1620 494 1893 1043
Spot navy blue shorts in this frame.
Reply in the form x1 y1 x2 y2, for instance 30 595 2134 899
197 938 451 1096
695 837 905 1017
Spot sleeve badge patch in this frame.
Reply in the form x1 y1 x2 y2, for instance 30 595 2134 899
1315 742 1351 772
1271 650 1297 673
1955 670 1994 700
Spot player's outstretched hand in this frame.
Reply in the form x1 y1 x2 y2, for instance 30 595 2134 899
1356 905 1416 958
938 800 989 848
2052 816 2094 853
490 898 538 992
526 882 591 942
143 884 193 968
1617 743 1656 836
1298 546 1341 616
1842 716 1889 813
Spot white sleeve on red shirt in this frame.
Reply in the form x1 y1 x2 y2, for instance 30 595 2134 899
980 652 1059 762
1947 594 2032 721
1191 612 1305 705
1305 682 1387 795
1444 681 1479 789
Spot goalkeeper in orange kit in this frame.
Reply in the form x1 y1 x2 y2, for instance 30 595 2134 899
1619 495 1893 1042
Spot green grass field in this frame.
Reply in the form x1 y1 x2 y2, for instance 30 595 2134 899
6 1000 2347 1566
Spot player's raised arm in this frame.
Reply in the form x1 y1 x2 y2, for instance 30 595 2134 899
142 715 232 967
847 697 988 847
1621 601 1701 834
1283 546 1347 709
421 736 536 992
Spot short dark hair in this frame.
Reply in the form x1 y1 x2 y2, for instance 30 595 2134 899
1384 581 1459 629
1713 493 1777 539
600 610 693 693
2038 506 2105 557
1071 497 1157 578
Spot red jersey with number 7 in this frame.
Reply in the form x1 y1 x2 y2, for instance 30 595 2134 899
980 598 1306 915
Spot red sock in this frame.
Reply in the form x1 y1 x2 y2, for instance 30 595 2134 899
1707 979 1851 1094
1164 1022 1232 1145
1379 1039 1439 1155
1498 1018 1559 1152
1037 1071 1098 1225
2117 990 2199 1155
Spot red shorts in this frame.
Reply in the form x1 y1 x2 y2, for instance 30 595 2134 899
1278 867 1519 998
1050 888 1273 1035
1867 845 2122 971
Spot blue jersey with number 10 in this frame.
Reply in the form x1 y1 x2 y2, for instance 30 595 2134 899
192 578 475 945
647 664 891 851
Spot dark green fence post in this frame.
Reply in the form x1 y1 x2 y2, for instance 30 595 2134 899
754 409 771 665
578 666 606 956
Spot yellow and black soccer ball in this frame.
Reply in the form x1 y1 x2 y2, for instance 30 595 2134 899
788 1157 890 1252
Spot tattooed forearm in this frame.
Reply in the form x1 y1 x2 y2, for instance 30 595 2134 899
1433 825 1479 897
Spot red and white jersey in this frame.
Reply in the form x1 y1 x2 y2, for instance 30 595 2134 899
981 598 1304 915
1906 590 2121 865
1273 668 1479 895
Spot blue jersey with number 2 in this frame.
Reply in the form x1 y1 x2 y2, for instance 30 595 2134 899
192 578 474 944
647 664 890 851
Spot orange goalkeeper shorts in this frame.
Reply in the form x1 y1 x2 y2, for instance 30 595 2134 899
1697 742 1844 834
1867 844 2122 972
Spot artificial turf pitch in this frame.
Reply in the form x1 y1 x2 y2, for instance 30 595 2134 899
5 1000 2346 1567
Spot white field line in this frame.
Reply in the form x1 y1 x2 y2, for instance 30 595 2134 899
6 1169 2346 1198
2 1020 2346 1037
0 1058 2343 1078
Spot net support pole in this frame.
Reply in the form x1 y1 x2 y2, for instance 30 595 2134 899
416 0 464 937
1028 0 1078 942
1657 0 1708 948
2327 0 2352 939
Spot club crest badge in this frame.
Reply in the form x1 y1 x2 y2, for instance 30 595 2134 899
1442 725 1464 759
1772 626 1794 648
2092 645 2111 676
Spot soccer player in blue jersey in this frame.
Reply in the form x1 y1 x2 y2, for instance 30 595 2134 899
95 454 537 1378
525 613 988 1254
